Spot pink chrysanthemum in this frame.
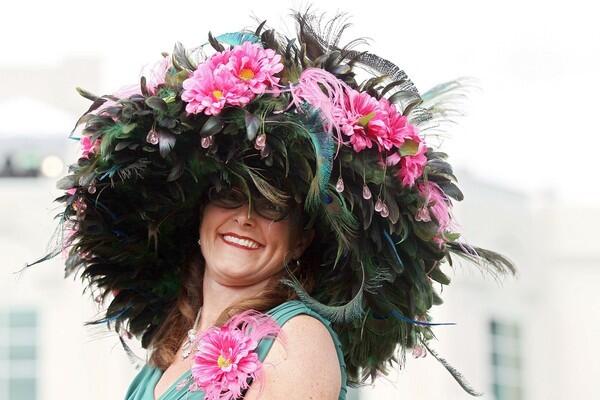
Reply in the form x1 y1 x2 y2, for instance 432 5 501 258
80 135 100 158
416 181 455 247
379 98 410 150
335 89 389 153
228 42 284 94
382 103 427 188
181 42 284 116
398 130 427 187
190 310 282 400
182 64 253 116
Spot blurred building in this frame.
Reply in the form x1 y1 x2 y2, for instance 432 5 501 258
353 171 600 399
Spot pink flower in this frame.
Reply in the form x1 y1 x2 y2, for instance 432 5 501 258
336 89 388 153
181 42 284 116
379 98 410 149
80 135 101 158
416 181 455 247
190 310 282 400
182 64 253 116
382 106 427 188
228 42 284 94
398 138 427 188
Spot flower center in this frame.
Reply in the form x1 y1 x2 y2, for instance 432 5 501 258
239 68 255 81
357 111 376 127
212 90 224 100
217 354 232 369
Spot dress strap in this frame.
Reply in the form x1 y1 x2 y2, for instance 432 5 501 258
256 299 348 400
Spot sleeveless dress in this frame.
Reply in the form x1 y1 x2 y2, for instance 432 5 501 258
124 300 348 400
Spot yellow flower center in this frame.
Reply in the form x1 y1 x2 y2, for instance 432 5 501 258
217 355 232 369
239 68 255 81
212 90 224 100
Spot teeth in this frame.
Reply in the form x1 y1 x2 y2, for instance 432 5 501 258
223 235 260 249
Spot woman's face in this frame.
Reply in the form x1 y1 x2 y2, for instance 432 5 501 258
199 195 314 287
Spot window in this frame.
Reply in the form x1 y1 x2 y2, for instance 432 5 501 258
0 309 38 400
489 319 523 400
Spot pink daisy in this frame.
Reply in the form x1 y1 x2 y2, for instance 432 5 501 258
379 98 410 150
181 64 253 116
190 310 282 400
336 89 388 153
398 131 427 188
80 135 101 158
228 42 284 94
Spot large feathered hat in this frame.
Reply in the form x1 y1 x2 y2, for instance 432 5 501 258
29 8 515 395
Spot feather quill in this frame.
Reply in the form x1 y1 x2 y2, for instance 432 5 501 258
282 261 365 324
293 107 335 212
421 339 483 396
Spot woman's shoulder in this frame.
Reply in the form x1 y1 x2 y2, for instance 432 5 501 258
243 299 345 400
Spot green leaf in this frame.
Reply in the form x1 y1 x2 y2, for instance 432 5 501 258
413 221 437 241
56 175 77 190
208 31 225 52
75 87 99 102
121 123 137 135
167 160 184 182
443 231 461 242
357 111 376 127
165 69 190 88
171 41 196 71
145 96 168 112
244 111 260 141
399 139 419 156
158 130 176 158
199 116 224 137
429 265 451 285
140 76 149 97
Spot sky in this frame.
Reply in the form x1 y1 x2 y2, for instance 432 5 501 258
1 0 599 205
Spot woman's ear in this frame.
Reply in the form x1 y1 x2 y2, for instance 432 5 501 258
291 228 315 260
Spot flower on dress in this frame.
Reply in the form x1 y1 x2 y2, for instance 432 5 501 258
190 309 282 400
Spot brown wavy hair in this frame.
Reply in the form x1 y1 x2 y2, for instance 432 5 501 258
148 202 319 370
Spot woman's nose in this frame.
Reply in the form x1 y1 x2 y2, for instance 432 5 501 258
233 203 255 225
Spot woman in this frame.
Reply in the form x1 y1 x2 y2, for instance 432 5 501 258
139 185 345 399
29 8 515 400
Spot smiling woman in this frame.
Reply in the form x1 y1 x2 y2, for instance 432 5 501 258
29 6 516 400
139 182 339 400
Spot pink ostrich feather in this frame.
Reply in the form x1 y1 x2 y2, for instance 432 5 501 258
416 181 459 247
190 309 284 400
289 68 354 155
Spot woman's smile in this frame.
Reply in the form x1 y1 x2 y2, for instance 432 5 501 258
220 232 264 250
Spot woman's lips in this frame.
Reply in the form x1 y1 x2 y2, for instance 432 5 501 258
219 234 263 251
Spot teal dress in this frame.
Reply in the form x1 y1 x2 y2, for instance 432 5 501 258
125 300 348 400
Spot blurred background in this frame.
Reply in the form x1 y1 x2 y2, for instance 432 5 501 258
1 0 598 399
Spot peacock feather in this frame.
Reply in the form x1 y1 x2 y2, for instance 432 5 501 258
290 104 335 212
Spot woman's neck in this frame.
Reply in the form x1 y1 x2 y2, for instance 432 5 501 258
197 269 271 332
